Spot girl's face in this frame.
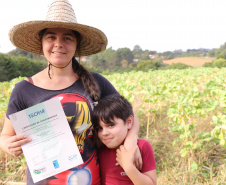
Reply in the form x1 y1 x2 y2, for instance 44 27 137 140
42 28 77 67
97 116 133 149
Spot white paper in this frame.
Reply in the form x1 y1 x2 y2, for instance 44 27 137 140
9 97 83 183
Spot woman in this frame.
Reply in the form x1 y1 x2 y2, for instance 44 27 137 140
0 0 141 184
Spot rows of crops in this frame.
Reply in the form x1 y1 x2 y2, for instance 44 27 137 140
104 67 226 183
105 67 226 148
0 68 225 184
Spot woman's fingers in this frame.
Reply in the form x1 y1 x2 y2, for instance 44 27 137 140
8 146 23 157
134 145 143 170
6 135 31 156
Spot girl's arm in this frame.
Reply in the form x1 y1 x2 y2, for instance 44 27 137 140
0 117 31 157
116 145 157 185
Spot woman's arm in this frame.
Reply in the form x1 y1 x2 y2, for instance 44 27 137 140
124 113 139 148
116 145 157 185
0 117 31 157
122 113 142 169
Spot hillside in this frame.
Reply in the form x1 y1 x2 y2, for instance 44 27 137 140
163 57 216 67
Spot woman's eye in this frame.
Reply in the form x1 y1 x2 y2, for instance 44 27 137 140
47 36 55 39
64 37 72 41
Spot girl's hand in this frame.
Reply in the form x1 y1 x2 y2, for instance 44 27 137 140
5 134 31 157
116 145 138 171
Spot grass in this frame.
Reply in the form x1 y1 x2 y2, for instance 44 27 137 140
136 96 226 185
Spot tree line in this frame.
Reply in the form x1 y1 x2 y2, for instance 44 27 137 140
1 43 226 82
0 53 47 82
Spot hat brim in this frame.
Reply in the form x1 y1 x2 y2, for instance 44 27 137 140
9 20 107 57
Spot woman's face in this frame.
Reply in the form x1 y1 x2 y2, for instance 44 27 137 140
41 28 77 67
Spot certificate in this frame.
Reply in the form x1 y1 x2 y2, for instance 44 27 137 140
9 97 83 183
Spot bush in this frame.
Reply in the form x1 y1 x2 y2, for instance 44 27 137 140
203 62 213 67
0 54 21 82
213 58 226 68
14 57 47 77
203 58 226 68
0 54 47 81
136 60 163 71
216 54 225 59
163 63 192 70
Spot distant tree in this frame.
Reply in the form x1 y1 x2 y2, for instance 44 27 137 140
207 48 219 57
203 58 226 68
14 56 46 77
218 50 226 59
173 49 183 57
159 51 174 60
217 54 225 59
90 47 118 70
140 50 151 60
104 48 119 69
132 45 143 57
7 48 45 60
136 60 162 71
207 42 226 58
121 59 129 68
129 62 137 69
212 58 226 68
0 54 21 82
116 48 134 64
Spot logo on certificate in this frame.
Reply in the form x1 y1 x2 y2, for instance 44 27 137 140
53 160 60 169
68 154 78 161
34 167 46 175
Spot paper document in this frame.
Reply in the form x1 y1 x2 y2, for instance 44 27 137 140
9 97 83 183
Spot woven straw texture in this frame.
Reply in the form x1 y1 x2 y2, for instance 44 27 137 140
9 0 107 57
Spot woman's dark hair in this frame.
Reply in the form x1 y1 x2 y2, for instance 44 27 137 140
39 28 100 102
92 94 134 149
72 57 100 101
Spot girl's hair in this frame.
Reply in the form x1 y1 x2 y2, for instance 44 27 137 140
92 94 134 149
39 28 100 102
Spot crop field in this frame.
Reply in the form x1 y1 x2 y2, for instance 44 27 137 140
0 68 225 184
163 57 216 67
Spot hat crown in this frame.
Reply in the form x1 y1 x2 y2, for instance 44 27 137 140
46 0 77 23
9 0 107 57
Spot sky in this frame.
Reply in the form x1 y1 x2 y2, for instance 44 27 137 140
1 0 226 54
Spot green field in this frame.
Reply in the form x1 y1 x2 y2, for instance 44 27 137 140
0 68 226 184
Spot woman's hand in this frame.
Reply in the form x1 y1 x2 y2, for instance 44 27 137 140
133 145 142 170
5 134 31 157
116 145 138 171
0 117 31 157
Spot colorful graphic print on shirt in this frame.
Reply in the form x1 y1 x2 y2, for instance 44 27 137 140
46 93 100 185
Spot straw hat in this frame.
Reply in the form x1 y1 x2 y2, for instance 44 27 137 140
8 0 107 57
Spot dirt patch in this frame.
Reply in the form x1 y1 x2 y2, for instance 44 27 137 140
163 57 215 67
